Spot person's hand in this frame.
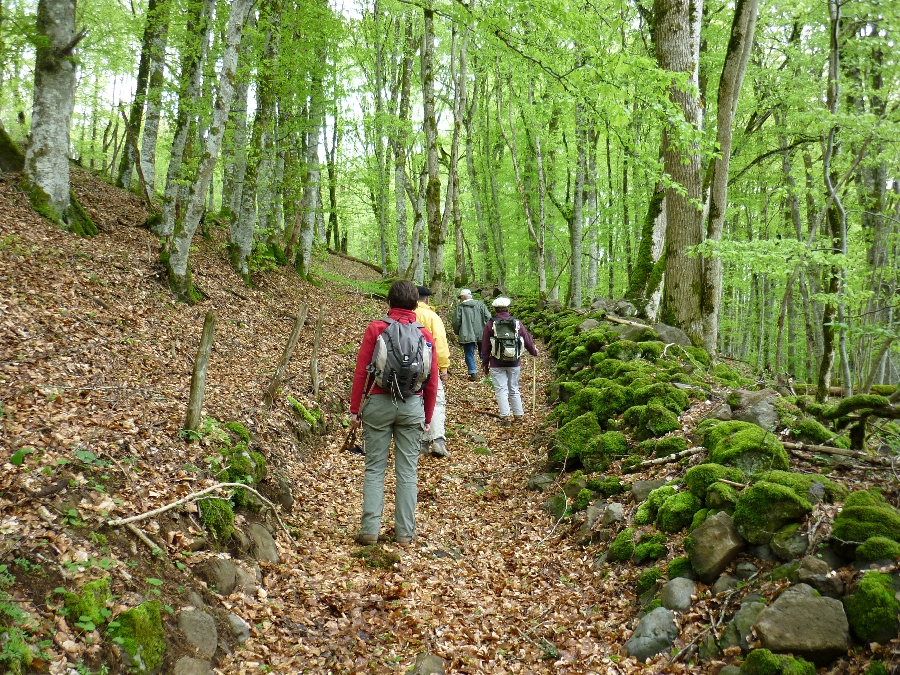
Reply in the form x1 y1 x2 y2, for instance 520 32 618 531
424 423 431 433
349 413 360 427
439 371 448 383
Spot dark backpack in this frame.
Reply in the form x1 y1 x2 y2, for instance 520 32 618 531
367 318 432 399
490 318 524 364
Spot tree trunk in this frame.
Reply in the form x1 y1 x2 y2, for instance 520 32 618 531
166 0 253 301
569 103 585 307
296 64 324 278
655 0 705 343
700 0 758 356
138 0 169 194
393 16 415 277
422 4 443 295
586 129 598 295
465 68 491 284
451 26 469 288
325 113 341 252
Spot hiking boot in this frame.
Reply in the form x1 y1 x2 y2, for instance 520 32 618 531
514 415 525 424
430 438 450 458
419 440 432 455
468 373 479 382
395 535 415 546
355 532 378 545
501 417 512 428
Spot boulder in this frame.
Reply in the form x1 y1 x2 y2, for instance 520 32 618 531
689 511 746 584
590 298 611 313
622 607 679 663
544 493 567 522
652 323 691 347
769 523 809 561
249 523 281 564
578 319 601 334
719 601 766 654
233 564 259 595
753 589 850 665
706 404 733 422
226 613 251 645
601 502 625 526
177 610 218 660
407 652 446 675
611 323 652 343
843 571 900 645
632 479 667 503
527 473 556 491
660 577 695 612
196 558 236 596
749 544 777 563
575 505 605 546
730 389 780 431
713 575 739 596
173 657 214 675
797 556 843 598
736 562 758 580
733 481 811 545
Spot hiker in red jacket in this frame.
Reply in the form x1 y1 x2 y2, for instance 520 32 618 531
480 297 538 427
349 280 438 546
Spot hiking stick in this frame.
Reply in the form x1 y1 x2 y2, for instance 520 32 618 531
532 357 537 414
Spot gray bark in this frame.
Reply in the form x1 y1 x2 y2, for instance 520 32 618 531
297 72 324 278
423 4 443 294
139 11 168 194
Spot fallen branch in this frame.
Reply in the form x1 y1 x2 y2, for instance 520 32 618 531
126 523 164 556
107 482 293 542
782 441 894 466
631 447 706 469
326 248 385 274
603 315 650 329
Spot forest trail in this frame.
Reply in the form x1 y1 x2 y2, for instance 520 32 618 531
1 170 646 674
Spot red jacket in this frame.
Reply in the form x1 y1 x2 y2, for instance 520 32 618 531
349 308 439 423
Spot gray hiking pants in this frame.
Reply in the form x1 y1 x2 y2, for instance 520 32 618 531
490 366 523 418
360 393 425 538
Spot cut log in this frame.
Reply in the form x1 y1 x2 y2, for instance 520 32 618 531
327 248 384 275
184 310 217 431
263 303 308 408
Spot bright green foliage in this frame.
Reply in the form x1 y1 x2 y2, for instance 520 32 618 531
548 412 602 467
712 363 748 388
643 485 677 519
705 482 739 513
689 508 712 532
608 528 636 562
622 402 680 439
657 492 703 533
684 463 745 499
864 662 888 675
633 533 668 564
832 490 900 547
702 420 789 473
582 431 628 472
596 358 626 379
636 566 664 595
586 475 629 496
288 397 321 426
199 498 235 543
791 417 842 446
573 488 593 512
223 421 251 443
683 346 711 368
856 537 900 562
667 556 691 579
823 395 890 420
570 387 602 415
754 470 847 503
843 572 900 644
558 381 584 402
733 481 812 544
582 329 610 354
634 501 653 525
654 436 688 457
109 601 166 673
63 577 110 626
739 648 815 675
0 626 32 674
563 345 591 371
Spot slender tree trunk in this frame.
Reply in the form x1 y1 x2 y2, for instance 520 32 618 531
224 73 250 219
166 0 253 300
569 102 585 307
586 130 598 295
325 113 341 252
139 0 169 194
465 65 490 283
452 26 469 287
393 17 415 277
423 4 443 294
655 0 705 342
296 64 325 278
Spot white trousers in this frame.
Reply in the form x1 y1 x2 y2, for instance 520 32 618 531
422 378 446 441
490 366 523 418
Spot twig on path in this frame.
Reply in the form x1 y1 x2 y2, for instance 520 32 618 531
126 523 164 557
631 447 705 470
782 440 894 466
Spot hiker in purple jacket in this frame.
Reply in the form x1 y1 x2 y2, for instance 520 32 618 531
480 297 538 427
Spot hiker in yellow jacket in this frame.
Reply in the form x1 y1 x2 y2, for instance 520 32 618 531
415 286 451 457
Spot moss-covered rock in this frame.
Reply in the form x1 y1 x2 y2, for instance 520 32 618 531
606 340 641 362
740 648 815 675
856 536 900 562
657 492 703 533
110 601 166 673
570 386 602 415
608 527 636 561
199 497 235 543
791 418 836 445
706 481 739 513
654 436 688 457
684 464 745 499
594 383 630 427
831 490 900 549
582 431 628 472
753 470 847 504
595 358 626 379
63 577 110 627
636 341 664 360
548 412 602 468
712 362 748 388
630 382 690 413
637 485 678 525
636 566 665 595
702 420 789 474
564 345 591 371
622 402 681 440
573 488 593 512
843 571 900 644
633 533 668 564
688 508 712 532
558 381 584 403
223 421 251 443
634 501 653 526
586 475 629 496
563 470 588 497
732 481 812 545
667 556 692 579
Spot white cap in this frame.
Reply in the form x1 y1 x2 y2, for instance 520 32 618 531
492 297 511 308
459 288 472 297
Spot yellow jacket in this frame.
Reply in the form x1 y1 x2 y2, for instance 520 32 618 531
416 301 450 373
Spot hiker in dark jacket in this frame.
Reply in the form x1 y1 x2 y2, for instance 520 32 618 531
349 280 439 546
451 288 491 381
480 297 538 427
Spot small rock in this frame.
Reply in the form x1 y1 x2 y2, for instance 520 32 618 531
689 511 747 584
782 583 817 597
276 478 294 511
622 607 679 662
798 556 843 598
736 562 758 580
233 564 259 595
248 523 281 564
601 502 625 525
719 666 742 675
651 323 692 347
187 591 205 609
232 528 251 554
578 319 601 334
742 593 764 605
178 610 218 660
753 589 850 665
814 545 847 570
407 651 446 675
632 479 667 503
769 561 801 583
226 613 251 645
770 523 809 561
593 553 608 568
614 300 637 317
575 505 604 546
595 528 613 542
750 544 777 563
196 558 236 596
719 602 766 654
706 404 733 421
660 577 695 612
697 633 719 661
731 389 780 431
713 575 739 596
173 657 214 675
590 298 611 313
806 482 826 505
544 493 567 522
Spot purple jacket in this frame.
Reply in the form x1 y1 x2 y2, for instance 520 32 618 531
480 311 538 372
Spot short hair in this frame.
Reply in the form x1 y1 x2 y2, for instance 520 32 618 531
387 280 419 310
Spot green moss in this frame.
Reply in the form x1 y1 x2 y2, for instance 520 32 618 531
667 556 692 579
110 601 166 673
845 490 888 508
570 386 602 415
199 497 234 543
789 418 835 445
223 421 251 443
703 420 789 474
705 482 739 513
630 382 690 413
637 485 677 526
739 648 815 675
608 528 636 561
352 544 401 569
712 363 748 387
549 412 602 468
573 488 593 512
572 368 594 383
769 560 800 582
754 470 847 503
634 501 653 525
683 346 711 368
733 481 812 545
823 394 890 420
634 533 668 564
593 383 630 426
621 454 644 473
288 396 318 427
63 577 110 626
832 491 900 546
558 381 584 403
864 662 888 675
688 508 712 533
654 436 688 457
585 476 629 496
635 341 664 361
843 571 900 644
583 329 610 354
596 358 626 379
582 431 628 472
636 566 664 595
622 402 680 440
0 626 33 674
564 345 591 371
606 340 641 362
856 536 900 562
684 464 745 499
657 492 703 533
871 385 897 397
